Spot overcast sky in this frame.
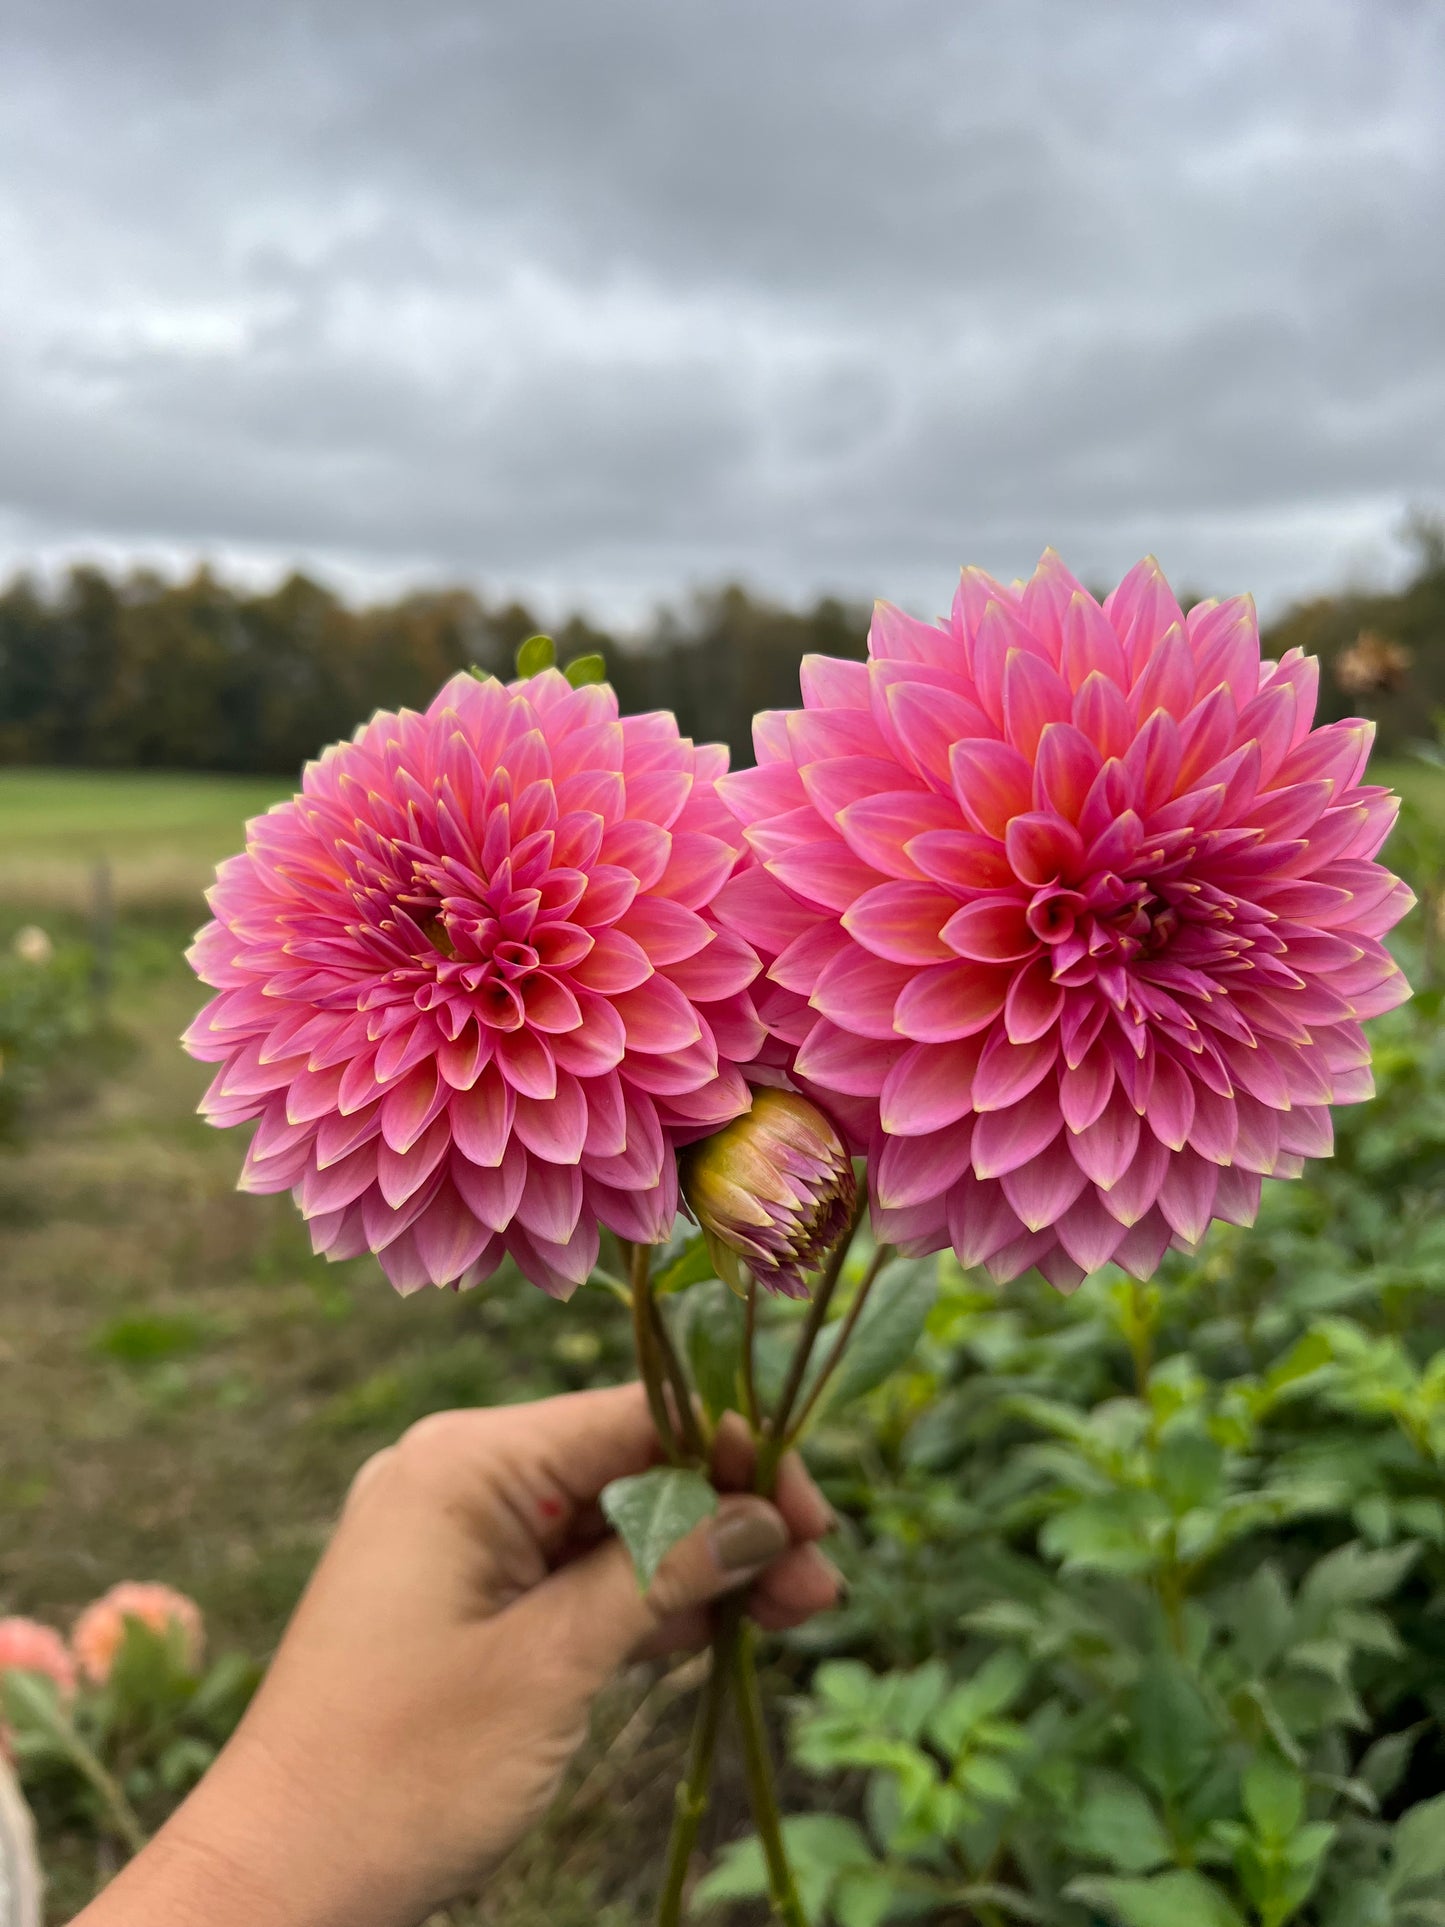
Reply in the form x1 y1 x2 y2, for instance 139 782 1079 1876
1 0 1442 625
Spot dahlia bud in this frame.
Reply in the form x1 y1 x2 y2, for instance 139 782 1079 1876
680 1089 857 1299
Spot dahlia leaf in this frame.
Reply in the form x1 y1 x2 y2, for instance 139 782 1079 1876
812 1256 937 1418
652 1231 718 1296
1064 1871 1247 1927
601 1466 718 1589
674 1282 747 1421
514 632 556 677
563 651 608 687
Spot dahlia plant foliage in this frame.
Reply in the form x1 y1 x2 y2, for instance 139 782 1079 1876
186 560 1412 1926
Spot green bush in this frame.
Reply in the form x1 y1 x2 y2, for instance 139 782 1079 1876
700 982 1445 1927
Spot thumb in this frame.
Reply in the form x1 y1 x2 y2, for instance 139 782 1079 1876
524 1494 790 1681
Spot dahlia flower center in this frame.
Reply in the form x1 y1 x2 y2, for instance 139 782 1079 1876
1028 865 1183 977
359 836 592 1041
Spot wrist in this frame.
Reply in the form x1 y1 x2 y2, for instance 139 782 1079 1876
71 1726 425 1927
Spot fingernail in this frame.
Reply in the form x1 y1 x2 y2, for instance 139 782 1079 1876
711 1503 790 1572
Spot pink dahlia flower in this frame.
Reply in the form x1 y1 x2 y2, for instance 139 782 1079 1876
71 1583 205 1685
185 670 764 1298
715 552 1413 1292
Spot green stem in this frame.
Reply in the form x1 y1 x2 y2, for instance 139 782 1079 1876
784 1243 893 1447
629 1241 682 1465
742 1278 762 1432
62 1725 148 1857
762 1187 868 1483
655 1641 729 1927
729 1614 808 1927
649 1289 708 1463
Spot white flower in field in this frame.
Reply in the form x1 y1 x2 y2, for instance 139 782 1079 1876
11 927 53 967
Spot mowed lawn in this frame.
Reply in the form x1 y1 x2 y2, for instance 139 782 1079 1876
0 769 291 913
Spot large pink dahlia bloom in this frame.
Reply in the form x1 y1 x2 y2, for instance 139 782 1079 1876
715 552 1413 1292
185 670 765 1298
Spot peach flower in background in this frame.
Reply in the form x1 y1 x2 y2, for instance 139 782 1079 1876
0 1617 76 1757
71 1583 204 1686
716 552 1413 1291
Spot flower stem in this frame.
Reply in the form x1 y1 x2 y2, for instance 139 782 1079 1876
762 1186 867 1478
629 1241 682 1464
728 1613 808 1927
61 1723 148 1857
655 1641 729 1927
649 1289 708 1463
742 1278 761 1432
784 1242 893 1446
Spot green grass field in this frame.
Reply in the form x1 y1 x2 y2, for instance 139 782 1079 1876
0 769 292 911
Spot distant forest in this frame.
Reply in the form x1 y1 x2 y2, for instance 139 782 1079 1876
1 520 1442 774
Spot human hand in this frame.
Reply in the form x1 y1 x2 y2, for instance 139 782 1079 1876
75 1383 839 1927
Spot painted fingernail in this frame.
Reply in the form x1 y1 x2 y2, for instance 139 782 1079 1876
711 1504 790 1572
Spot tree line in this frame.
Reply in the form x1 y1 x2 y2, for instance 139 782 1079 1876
1 522 1441 775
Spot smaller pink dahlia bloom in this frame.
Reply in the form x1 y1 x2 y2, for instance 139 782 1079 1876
71 1583 205 1686
0 1617 76 1757
185 670 764 1299
716 551 1413 1291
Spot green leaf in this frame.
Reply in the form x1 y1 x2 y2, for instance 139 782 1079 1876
1243 1754 1305 1840
1298 1541 1418 1620
1390 1794 1445 1893
0 1668 70 1740
1067 1870 1248 1927
1321 1880 1392 1927
157 1736 216 1792
699 1815 869 1924
1067 1773 1174 1874
675 1284 747 1422
834 1866 897 1927
1154 1428 1225 1514
1132 1657 1218 1805
600 1466 717 1588
1232 1564 1294 1675
1040 1490 1171 1575
1359 1726 1422 1803
814 1258 936 1415
654 1233 719 1296
515 633 556 678
930 1651 1029 1755
189 1651 262 1735
691 1836 768 1910
562 651 608 687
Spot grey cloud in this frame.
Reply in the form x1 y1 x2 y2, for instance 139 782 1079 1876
0 0 1441 622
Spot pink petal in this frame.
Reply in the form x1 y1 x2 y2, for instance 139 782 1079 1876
449 1064 516 1167
893 961 1011 1043
949 739 1034 840
971 1086 1062 1179
874 1120 975 1210
877 1036 987 1135
512 1070 588 1163
971 1027 1058 1112
1000 1151 1089 1232
1157 1153 1220 1244
947 1171 1028 1268
1004 956 1065 1044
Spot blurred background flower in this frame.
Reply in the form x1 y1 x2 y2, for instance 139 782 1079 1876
70 1583 204 1687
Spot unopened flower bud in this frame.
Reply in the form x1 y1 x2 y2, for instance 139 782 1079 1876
680 1089 857 1299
